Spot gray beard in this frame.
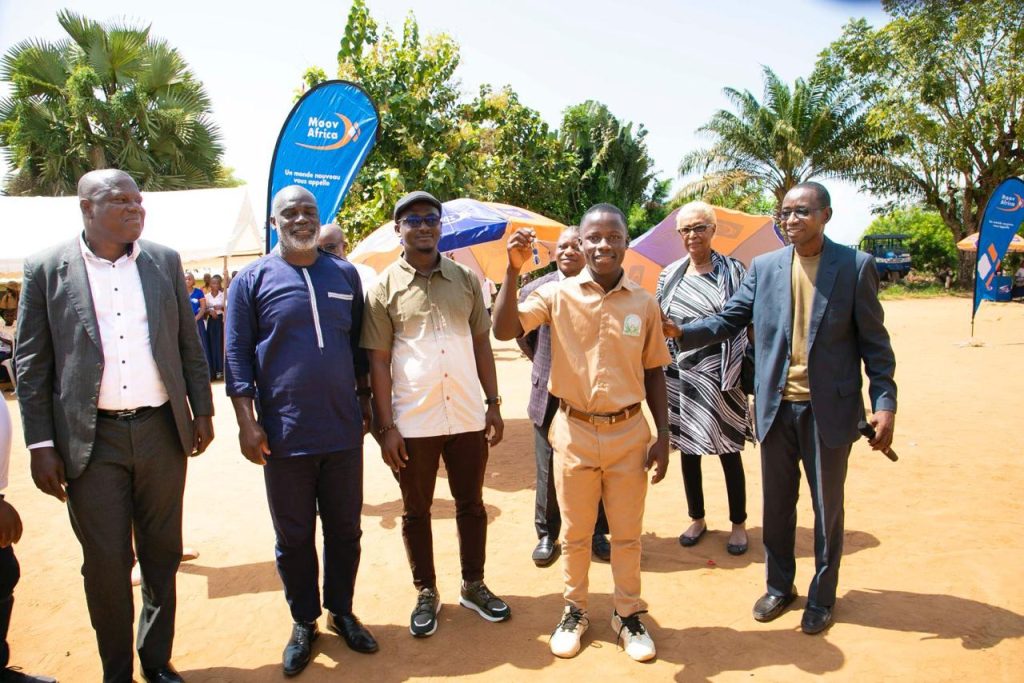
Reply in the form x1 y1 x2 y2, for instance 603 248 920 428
279 231 319 253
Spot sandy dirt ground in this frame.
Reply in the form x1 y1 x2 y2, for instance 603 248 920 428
3 296 1023 682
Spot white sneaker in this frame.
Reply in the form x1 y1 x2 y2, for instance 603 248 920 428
612 610 656 662
550 606 589 658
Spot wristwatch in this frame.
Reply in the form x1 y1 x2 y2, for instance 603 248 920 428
484 396 502 407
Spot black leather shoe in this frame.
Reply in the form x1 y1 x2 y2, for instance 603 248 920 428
532 536 558 566
801 604 833 634
327 612 379 653
752 590 798 622
142 664 183 683
283 621 319 676
591 534 611 562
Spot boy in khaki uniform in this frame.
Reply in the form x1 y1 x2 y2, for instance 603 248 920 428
493 204 671 662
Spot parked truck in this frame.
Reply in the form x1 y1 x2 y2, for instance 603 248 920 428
858 233 912 281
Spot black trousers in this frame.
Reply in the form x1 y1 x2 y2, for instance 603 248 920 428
0 543 19 669
534 396 608 540
398 431 488 591
66 404 185 683
760 401 851 608
263 448 363 623
680 452 747 525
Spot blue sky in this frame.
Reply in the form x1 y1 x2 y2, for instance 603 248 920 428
0 0 892 244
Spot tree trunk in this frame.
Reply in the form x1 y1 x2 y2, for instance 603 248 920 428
958 250 974 288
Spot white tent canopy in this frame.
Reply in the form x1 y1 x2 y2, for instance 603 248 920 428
0 186 264 276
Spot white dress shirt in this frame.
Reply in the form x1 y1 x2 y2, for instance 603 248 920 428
79 237 169 411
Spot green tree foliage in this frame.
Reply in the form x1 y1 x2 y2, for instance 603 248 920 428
324 0 475 237
627 178 672 237
560 100 656 221
678 65 878 215
461 85 578 224
820 1 1024 280
314 0 657 242
0 10 231 195
863 207 957 275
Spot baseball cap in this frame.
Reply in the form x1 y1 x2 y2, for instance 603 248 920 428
393 190 443 222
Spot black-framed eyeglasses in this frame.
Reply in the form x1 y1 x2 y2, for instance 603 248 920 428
399 214 442 229
677 223 713 235
777 207 824 221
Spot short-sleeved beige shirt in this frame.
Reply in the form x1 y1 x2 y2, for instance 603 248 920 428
518 268 672 414
361 255 490 438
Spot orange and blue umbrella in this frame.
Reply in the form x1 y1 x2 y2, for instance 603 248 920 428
623 206 785 293
350 198 566 281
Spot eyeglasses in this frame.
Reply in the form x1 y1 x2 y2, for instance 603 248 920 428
777 207 825 221
399 214 442 229
677 223 713 235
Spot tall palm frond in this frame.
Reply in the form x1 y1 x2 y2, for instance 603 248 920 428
1 11 228 195
681 65 878 213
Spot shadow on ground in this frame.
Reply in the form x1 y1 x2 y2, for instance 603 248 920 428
179 561 281 599
178 591 855 682
641 527 880 572
840 588 1024 649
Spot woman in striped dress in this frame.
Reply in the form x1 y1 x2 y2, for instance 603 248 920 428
657 201 752 555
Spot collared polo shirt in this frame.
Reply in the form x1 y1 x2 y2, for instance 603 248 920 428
518 267 671 414
361 255 489 438
225 251 368 457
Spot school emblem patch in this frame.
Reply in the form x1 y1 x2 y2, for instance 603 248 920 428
623 313 642 337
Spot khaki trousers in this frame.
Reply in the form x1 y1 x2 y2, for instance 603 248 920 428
550 408 651 616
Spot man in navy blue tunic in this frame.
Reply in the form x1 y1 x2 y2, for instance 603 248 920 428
225 185 377 676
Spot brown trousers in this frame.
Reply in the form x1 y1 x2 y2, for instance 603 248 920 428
397 430 489 590
550 408 651 616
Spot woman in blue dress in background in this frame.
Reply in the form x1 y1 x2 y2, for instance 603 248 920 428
185 273 209 364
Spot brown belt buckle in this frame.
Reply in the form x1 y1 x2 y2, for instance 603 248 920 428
591 414 612 425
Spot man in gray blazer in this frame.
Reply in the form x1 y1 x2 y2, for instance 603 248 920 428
15 169 214 683
666 182 896 635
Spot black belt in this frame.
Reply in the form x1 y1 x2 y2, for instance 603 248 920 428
97 405 161 421
559 399 641 425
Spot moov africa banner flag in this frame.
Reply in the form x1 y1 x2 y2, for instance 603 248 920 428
266 80 380 250
973 177 1024 323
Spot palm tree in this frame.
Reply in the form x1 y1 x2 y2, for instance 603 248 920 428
0 10 230 195
560 100 656 219
679 66 877 215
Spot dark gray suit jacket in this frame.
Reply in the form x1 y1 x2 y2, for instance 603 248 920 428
15 237 213 479
680 237 896 448
515 270 559 427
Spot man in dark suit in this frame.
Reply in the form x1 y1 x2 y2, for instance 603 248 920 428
516 227 610 567
668 182 896 635
15 169 214 682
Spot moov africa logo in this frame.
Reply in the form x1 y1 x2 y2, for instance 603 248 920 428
296 113 361 151
996 192 1024 212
